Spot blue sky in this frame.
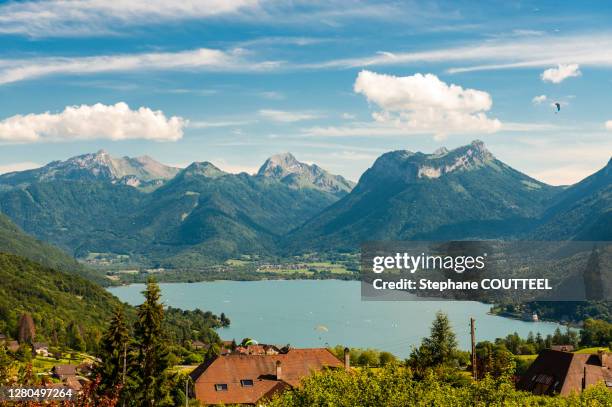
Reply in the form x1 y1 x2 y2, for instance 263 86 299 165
0 0 611 184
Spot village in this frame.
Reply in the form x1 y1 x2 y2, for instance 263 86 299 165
2 309 611 406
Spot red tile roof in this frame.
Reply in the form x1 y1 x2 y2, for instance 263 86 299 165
191 348 343 405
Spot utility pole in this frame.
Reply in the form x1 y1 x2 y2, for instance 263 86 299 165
185 376 190 407
470 317 477 380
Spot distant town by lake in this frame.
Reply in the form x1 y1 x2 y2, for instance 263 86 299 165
108 279 565 358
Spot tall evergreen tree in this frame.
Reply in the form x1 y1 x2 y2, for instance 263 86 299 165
422 311 458 366
97 307 129 397
409 311 459 369
131 278 171 406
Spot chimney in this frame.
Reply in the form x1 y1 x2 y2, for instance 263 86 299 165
598 350 608 368
275 360 282 380
344 347 350 371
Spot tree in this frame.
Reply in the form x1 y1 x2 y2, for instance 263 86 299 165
475 342 515 379
68 322 86 352
409 311 459 369
131 278 172 406
580 319 612 347
17 313 35 344
0 344 15 385
97 307 130 398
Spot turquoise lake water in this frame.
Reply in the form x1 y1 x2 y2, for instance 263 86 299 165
108 280 564 358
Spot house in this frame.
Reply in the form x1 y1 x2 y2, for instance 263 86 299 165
190 347 349 405
517 349 612 395
33 342 49 357
52 364 77 380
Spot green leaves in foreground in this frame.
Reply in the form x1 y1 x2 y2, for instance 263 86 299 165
268 364 612 407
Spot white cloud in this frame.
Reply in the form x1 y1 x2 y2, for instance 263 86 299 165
606 120 612 131
532 95 547 104
0 48 281 85
189 119 255 129
0 0 259 37
0 161 41 174
0 102 185 143
353 70 501 138
341 113 356 120
541 64 581 83
310 33 612 74
259 109 320 122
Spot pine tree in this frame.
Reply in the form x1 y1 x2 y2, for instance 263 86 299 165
422 311 458 366
410 311 458 369
131 278 171 406
97 307 129 397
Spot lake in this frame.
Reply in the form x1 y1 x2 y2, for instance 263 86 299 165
108 280 564 358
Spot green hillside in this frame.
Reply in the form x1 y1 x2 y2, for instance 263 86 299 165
0 253 121 350
0 213 106 284
532 158 612 240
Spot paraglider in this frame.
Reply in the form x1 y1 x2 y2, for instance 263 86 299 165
314 325 329 333
554 102 561 113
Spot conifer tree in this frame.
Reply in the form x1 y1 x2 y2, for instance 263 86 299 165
409 311 459 369
97 307 129 397
422 311 458 366
131 278 171 406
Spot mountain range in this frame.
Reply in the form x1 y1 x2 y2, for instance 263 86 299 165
0 141 609 269
0 150 354 267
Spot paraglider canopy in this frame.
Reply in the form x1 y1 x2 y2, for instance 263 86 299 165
314 325 329 332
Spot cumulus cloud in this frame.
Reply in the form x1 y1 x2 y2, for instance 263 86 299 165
353 70 501 138
541 64 581 83
259 109 320 122
0 102 185 143
606 120 612 131
532 95 547 104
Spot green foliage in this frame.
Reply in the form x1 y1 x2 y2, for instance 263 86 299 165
0 253 121 350
97 307 130 396
0 213 105 284
475 342 516 379
267 364 612 406
130 278 172 406
408 311 461 370
580 319 612 347
0 344 15 385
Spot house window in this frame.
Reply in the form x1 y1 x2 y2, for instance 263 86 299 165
240 379 254 387
215 384 228 391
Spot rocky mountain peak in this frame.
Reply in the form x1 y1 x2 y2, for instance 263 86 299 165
257 152 306 178
258 152 354 197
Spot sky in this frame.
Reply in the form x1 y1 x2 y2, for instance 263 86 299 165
0 0 611 185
